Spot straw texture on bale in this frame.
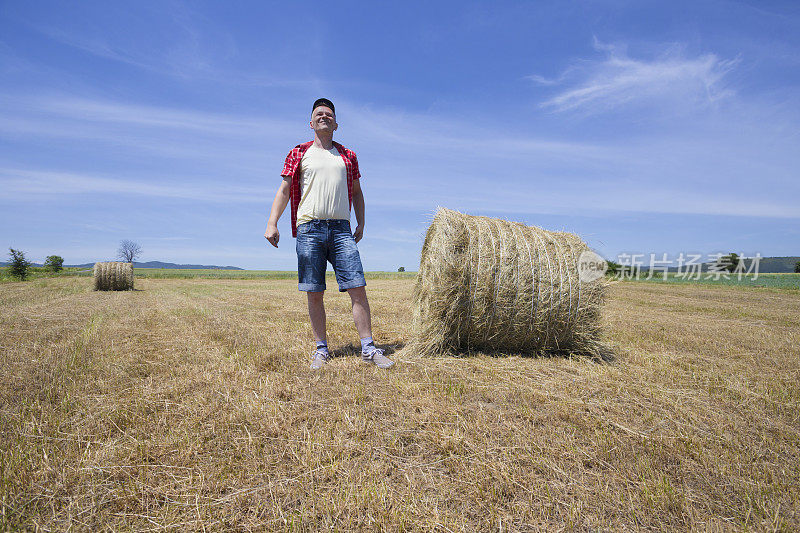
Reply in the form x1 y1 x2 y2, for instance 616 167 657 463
93 262 134 291
410 208 608 359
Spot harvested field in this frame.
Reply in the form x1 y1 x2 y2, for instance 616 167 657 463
1 277 799 531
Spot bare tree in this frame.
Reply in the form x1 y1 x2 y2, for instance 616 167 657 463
117 240 142 263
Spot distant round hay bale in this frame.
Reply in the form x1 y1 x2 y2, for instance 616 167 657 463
410 208 608 359
93 262 134 291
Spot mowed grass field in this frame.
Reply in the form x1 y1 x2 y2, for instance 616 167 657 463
1 276 799 531
0 267 419 282
3 267 796 288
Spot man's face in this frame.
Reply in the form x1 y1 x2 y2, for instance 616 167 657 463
310 106 337 134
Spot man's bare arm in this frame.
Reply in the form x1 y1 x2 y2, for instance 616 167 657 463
352 178 365 243
265 177 291 248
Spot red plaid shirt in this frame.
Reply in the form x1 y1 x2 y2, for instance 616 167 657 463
281 140 361 237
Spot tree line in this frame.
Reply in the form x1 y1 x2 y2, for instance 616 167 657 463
4 240 142 281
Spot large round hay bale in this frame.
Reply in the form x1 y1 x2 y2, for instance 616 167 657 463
93 262 134 291
410 208 608 359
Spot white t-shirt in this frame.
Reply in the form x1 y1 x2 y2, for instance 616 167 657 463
296 145 350 225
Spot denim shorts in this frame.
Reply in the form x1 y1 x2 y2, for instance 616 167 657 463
296 219 366 292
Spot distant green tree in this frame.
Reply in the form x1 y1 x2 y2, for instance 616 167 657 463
795 261 800 274
44 255 64 272
718 253 741 272
8 248 31 280
398 266 405 272
606 261 621 276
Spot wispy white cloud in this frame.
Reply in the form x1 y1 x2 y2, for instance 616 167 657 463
0 94 299 172
38 28 157 72
341 102 616 161
366 176 800 220
0 93 622 173
3 95 295 136
2 91 798 222
533 39 739 113
32 20 310 87
0 168 267 203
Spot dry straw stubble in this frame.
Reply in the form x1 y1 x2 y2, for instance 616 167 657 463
93 261 134 291
411 207 608 358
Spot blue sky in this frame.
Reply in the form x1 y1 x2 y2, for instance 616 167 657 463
1 0 798 270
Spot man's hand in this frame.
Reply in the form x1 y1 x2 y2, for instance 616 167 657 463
353 224 364 243
264 224 280 248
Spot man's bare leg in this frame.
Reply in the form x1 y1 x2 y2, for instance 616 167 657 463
307 291 327 343
307 291 329 369
347 286 372 339
348 286 394 368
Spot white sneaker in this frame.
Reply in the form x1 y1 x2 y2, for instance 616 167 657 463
310 350 329 370
362 347 395 369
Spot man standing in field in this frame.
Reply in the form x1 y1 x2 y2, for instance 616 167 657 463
264 98 394 370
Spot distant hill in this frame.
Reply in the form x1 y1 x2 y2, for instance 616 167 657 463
132 261 243 270
661 256 800 274
753 256 800 273
0 260 243 270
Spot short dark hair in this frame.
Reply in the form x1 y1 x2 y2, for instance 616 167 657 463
312 98 335 115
